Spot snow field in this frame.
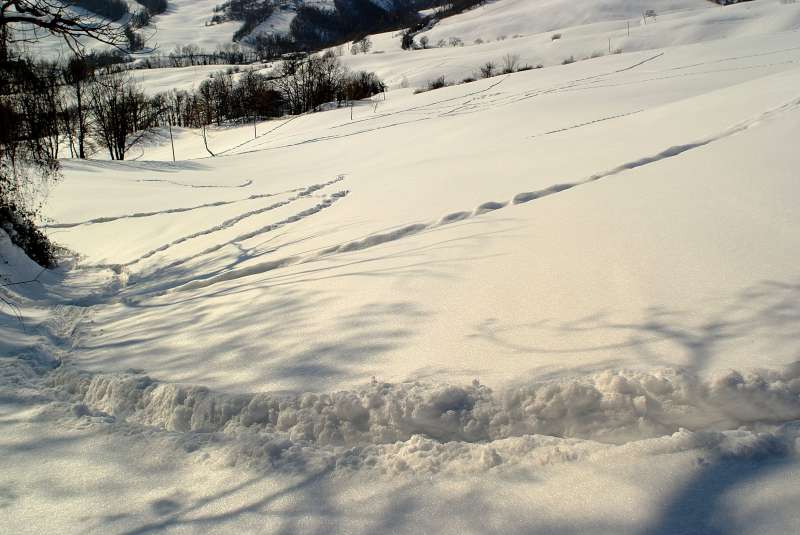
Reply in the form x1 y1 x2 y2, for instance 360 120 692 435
3 1 800 532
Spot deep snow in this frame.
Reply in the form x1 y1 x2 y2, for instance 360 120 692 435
3 0 800 533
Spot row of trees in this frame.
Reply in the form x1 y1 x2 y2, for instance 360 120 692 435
5 51 385 164
290 0 420 51
134 43 265 69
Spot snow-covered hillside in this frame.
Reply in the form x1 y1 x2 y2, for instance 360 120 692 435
4 0 800 533
340 0 800 88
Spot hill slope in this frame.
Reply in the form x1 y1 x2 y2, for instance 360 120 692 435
3 0 800 533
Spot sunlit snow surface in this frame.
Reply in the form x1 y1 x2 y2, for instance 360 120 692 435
3 1 800 533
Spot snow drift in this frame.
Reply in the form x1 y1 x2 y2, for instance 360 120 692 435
41 358 800 474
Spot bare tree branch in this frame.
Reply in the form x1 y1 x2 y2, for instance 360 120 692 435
1 0 133 54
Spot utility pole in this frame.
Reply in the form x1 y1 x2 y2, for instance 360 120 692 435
167 114 176 162
627 21 630 37
253 112 257 139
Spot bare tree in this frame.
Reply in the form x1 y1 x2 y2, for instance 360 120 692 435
89 69 158 160
273 54 346 115
1 0 129 54
479 61 495 79
502 53 520 74
357 36 372 54
62 55 92 158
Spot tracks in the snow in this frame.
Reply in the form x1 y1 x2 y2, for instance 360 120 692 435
46 186 300 229
170 95 800 294
118 176 349 268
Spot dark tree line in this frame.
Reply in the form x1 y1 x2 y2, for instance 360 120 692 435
136 0 168 15
210 0 275 42
290 0 420 50
73 0 129 20
162 52 384 128
4 51 384 164
136 43 263 68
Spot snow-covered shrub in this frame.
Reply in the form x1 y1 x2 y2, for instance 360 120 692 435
414 75 449 94
501 53 520 73
0 204 56 268
427 75 448 90
0 57 59 268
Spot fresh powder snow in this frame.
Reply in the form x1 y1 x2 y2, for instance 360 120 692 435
2 0 800 533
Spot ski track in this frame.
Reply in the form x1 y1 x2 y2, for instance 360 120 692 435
171 96 800 294
135 187 349 276
557 59 800 95
45 187 302 229
217 112 314 156
230 53 678 156
137 178 253 188
154 192 349 282
81 176 347 270
666 45 800 72
217 49 800 158
530 109 645 137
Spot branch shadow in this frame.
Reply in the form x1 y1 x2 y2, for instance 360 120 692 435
642 453 794 535
470 278 800 377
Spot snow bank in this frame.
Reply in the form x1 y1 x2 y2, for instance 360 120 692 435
42 361 800 474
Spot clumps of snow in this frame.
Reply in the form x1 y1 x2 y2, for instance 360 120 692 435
43 363 800 474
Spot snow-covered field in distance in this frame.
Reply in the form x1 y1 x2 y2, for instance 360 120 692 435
123 0 800 97
3 0 800 533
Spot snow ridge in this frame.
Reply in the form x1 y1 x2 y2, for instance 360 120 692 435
42 360 800 474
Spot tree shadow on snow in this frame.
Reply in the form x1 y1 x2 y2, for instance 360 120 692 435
470 278 800 377
642 453 795 535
